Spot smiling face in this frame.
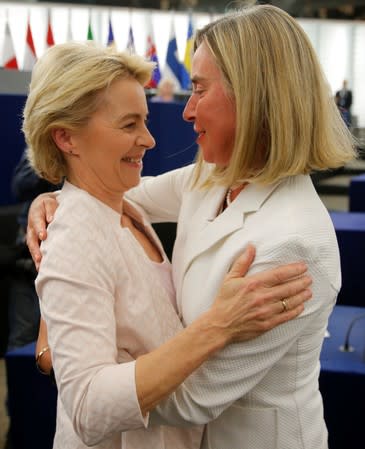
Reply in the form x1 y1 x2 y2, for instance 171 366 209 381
59 77 155 209
183 42 236 167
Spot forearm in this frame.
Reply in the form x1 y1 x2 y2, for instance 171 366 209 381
136 309 228 415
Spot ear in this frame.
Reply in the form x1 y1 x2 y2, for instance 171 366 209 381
51 128 79 155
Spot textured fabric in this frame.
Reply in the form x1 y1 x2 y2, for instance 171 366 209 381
36 181 203 449
127 165 339 449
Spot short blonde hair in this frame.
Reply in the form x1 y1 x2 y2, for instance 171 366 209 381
23 41 153 183
192 4 357 188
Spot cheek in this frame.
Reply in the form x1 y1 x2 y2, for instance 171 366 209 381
216 119 236 165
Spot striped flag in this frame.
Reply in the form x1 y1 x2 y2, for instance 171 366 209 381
46 10 55 48
1 20 18 70
181 17 193 90
23 17 37 71
145 35 161 89
107 15 115 47
126 26 135 53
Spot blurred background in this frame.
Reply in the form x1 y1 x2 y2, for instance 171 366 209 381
1 2 365 449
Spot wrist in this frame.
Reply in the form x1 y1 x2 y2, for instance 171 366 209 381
192 309 231 352
35 345 53 375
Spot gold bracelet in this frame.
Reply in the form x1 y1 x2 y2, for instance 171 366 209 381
35 345 51 375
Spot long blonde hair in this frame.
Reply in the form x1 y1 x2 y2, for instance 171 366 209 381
191 4 357 188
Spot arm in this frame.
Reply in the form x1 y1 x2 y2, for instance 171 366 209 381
35 317 53 375
26 165 192 267
136 248 311 414
26 191 60 269
40 217 310 446
149 236 334 427
127 164 195 223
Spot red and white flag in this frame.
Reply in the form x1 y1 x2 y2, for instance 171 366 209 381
1 21 18 70
23 18 37 71
46 11 55 48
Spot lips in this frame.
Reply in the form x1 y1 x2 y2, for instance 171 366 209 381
122 157 142 163
196 130 206 144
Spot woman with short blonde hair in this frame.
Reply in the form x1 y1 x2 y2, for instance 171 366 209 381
192 5 356 188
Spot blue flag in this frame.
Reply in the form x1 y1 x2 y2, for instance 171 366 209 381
165 26 186 90
107 17 115 46
127 26 135 53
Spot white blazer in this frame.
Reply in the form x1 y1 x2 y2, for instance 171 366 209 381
127 164 340 449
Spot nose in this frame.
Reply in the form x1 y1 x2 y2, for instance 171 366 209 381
139 125 155 150
183 94 197 122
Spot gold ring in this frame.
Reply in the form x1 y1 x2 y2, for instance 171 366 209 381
281 299 288 312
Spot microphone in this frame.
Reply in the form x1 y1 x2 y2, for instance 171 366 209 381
339 313 365 354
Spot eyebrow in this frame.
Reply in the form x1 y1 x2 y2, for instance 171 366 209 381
191 75 209 84
117 112 149 122
120 113 140 120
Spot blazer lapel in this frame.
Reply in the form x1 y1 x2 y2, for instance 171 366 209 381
181 181 281 276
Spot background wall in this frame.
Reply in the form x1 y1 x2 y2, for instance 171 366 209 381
0 2 364 126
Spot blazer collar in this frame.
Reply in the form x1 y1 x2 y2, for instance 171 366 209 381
181 181 282 274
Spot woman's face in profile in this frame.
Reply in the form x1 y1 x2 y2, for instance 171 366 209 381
69 77 155 197
183 42 236 168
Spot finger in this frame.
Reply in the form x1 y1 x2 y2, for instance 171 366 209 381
227 244 256 279
271 296 309 326
265 274 312 306
280 288 312 311
240 274 312 311
244 289 311 336
271 287 312 321
26 227 42 270
44 197 56 224
249 262 308 288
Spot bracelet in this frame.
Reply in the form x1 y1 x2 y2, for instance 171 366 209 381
35 345 51 375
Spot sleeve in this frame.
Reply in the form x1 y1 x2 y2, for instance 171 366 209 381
149 235 338 426
126 164 195 223
36 204 147 446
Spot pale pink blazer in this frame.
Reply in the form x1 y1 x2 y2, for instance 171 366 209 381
36 181 203 449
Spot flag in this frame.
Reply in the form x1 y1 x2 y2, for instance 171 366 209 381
181 17 193 90
23 17 37 71
164 23 185 90
1 21 18 70
46 10 55 48
66 9 73 42
107 16 115 47
126 26 135 53
145 35 161 89
87 13 94 41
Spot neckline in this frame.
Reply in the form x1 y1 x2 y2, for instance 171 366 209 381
225 183 248 207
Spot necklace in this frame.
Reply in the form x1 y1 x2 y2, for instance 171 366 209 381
225 188 233 207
